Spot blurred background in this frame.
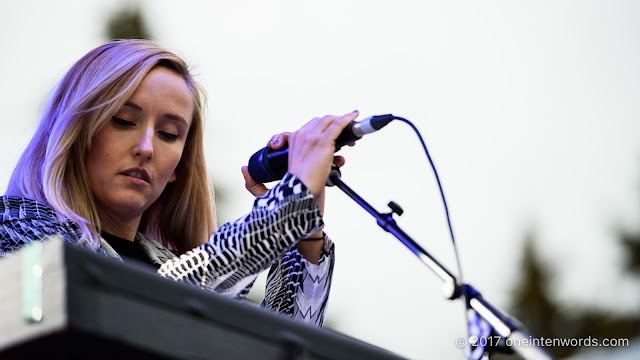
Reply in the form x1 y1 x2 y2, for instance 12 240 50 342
1 1 639 359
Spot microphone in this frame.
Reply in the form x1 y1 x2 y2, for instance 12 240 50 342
248 114 395 183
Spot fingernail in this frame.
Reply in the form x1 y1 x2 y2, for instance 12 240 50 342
352 109 359 113
273 136 281 145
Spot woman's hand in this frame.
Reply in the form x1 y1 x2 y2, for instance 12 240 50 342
241 111 357 265
287 110 359 198
240 131 292 197
241 110 356 208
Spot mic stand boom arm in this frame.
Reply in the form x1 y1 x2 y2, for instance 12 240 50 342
327 169 554 360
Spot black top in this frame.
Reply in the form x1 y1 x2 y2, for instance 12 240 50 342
101 232 155 267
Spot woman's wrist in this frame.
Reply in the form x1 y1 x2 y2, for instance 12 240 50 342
296 231 325 264
301 231 325 241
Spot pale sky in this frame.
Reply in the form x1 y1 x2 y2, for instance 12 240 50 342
1 1 639 359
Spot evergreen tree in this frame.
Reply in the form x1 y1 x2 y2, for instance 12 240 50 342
105 6 151 40
503 233 640 359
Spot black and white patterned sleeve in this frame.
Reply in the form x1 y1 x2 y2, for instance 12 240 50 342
0 196 90 257
261 235 334 327
158 173 325 297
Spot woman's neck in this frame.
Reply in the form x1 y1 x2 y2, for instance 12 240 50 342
97 208 141 241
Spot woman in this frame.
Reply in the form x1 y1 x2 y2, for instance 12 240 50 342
0 40 357 327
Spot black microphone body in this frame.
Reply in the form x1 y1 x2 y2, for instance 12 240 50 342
248 114 394 183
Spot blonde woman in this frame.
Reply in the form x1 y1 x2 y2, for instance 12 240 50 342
0 40 357 326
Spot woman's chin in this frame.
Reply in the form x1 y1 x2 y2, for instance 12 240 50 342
100 196 153 220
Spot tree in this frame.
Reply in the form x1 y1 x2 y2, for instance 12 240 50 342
503 233 640 359
105 6 151 40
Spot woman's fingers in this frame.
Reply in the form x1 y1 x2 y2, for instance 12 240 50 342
323 110 359 139
246 113 354 198
333 155 346 168
287 110 359 196
267 132 290 150
241 166 269 197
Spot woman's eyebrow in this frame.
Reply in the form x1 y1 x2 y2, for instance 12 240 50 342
124 101 188 127
124 101 142 111
163 113 189 128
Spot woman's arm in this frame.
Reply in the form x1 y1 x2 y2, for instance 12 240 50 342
158 112 357 325
0 196 99 256
261 234 335 327
242 164 330 264
157 172 324 294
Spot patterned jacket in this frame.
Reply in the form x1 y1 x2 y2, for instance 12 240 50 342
0 173 334 327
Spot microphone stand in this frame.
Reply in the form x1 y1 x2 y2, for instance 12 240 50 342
327 168 555 360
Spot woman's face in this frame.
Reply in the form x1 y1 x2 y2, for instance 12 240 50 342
86 66 194 224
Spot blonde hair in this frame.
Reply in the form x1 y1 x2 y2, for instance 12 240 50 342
7 40 216 253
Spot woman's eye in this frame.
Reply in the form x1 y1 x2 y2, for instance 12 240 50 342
112 117 134 127
159 131 179 141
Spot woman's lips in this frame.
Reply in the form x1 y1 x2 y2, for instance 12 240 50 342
120 168 151 184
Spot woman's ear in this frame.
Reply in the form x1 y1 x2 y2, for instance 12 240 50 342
169 170 178 183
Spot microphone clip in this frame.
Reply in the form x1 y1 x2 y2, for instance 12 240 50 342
326 165 342 187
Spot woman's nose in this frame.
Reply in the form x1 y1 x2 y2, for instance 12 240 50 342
134 128 154 159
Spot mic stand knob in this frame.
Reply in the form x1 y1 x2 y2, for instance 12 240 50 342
326 165 342 187
387 201 404 216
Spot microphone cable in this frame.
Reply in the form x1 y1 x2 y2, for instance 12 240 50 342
392 116 464 283
390 115 472 357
